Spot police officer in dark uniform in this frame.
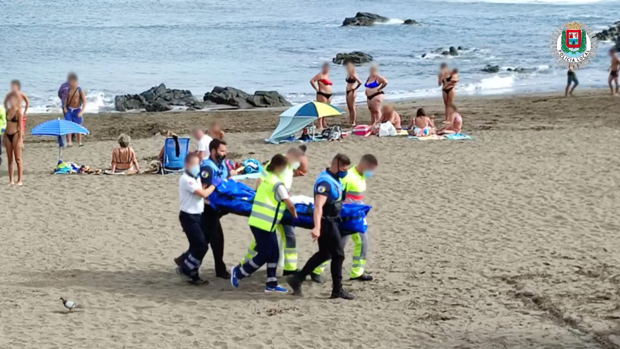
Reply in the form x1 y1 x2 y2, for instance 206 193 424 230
175 138 232 279
286 154 355 300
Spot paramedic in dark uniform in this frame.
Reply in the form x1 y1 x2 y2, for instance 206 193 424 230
175 153 217 285
286 154 355 300
175 138 233 279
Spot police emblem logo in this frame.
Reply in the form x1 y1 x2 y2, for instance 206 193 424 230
550 21 598 69
318 185 327 193
201 171 209 178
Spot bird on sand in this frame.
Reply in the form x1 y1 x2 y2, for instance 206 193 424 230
60 297 78 313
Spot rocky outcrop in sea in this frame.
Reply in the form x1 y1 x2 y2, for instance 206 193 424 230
421 46 464 58
342 12 389 27
203 87 291 109
114 84 203 112
594 21 620 52
332 52 374 65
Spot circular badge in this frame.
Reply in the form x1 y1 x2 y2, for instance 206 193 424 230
550 21 598 69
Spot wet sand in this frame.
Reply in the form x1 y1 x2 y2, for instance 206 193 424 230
1 90 620 349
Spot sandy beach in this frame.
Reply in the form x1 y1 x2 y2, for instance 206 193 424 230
2 90 620 349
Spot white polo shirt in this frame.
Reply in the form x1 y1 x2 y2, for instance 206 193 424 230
197 135 213 160
179 173 204 214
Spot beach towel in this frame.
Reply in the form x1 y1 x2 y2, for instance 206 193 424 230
353 125 372 137
444 133 473 140
408 133 472 141
208 180 371 233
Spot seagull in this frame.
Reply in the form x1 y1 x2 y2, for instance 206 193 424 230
60 297 78 313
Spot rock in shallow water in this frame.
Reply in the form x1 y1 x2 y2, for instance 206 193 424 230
342 12 389 27
114 83 203 112
203 87 291 109
482 64 500 73
403 19 419 25
332 52 374 65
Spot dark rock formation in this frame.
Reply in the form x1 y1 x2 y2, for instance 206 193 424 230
594 21 620 51
482 64 500 73
203 87 291 109
449 46 459 56
403 19 418 25
332 52 374 65
114 83 203 112
342 12 389 27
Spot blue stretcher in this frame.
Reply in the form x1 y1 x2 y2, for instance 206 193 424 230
209 180 371 233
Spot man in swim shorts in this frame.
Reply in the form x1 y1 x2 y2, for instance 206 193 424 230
63 73 87 146
609 48 619 96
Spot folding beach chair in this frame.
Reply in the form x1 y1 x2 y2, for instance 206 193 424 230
162 136 190 174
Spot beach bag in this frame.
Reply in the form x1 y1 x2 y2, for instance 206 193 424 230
242 159 262 174
353 125 372 137
378 122 397 137
322 126 342 141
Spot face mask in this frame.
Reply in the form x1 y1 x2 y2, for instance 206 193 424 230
336 170 348 179
216 154 226 162
290 161 300 170
363 170 374 178
188 165 200 177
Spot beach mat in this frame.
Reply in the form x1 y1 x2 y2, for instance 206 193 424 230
409 133 472 141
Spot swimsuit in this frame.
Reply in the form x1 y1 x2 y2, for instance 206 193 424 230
611 70 619 77
346 77 357 94
567 70 578 85
365 78 383 99
64 87 84 124
442 75 454 93
6 114 19 143
316 79 333 99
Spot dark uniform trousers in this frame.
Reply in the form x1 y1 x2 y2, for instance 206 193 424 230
201 205 227 275
299 217 345 292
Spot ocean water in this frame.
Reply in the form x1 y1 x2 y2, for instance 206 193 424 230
0 0 618 113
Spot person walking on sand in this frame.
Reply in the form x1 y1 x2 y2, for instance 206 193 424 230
365 65 388 126
287 154 355 300
4 80 29 140
565 63 579 97
63 73 87 147
441 68 459 122
175 153 218 285
230 154 298 293
3 93 24 186
608 48 619 95
310 62 332 130
344 62 362 126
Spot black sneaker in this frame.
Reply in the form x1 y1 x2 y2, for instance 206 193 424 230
283 270 299 276
286 275 303 297
174 256 183 267
310 273 324 284
175 267 209 286
350 274 373 281
216 270 231 279
330 289 355 300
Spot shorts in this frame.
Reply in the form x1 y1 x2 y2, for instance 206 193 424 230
567 73 578 85
64 108 83 124
611 70 619 78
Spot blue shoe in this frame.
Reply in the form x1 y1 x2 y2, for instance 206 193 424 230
265 285 288 294
230 266 239 288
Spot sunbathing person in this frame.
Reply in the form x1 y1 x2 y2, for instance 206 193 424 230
379 104 402 129
437 104 463 135
408 108 436 136
110 134 140 173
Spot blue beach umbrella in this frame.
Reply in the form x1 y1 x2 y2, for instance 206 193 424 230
31 118 89 161
267 102 343 143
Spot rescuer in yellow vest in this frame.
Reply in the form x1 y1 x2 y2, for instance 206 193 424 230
240 147 306 275
230 154 298 292
311 154 378 282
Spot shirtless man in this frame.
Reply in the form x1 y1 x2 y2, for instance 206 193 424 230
4 80 29 143
63 73 87 146
379 104 402 129
609 48 619 95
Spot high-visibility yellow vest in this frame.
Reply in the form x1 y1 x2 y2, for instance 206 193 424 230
260 154 294 189
342 166 366 204
249 173 285 232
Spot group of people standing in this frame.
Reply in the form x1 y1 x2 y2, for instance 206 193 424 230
176 131 379 299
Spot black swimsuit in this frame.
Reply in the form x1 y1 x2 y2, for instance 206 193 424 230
611 70 619 77
6 114 19 143
442 75 455 93
345 77 357 94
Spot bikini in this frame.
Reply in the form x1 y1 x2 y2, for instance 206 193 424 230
365 78 383 100
5 114 19 143
442 75 454 94
316 78 333 99
345 76 357 94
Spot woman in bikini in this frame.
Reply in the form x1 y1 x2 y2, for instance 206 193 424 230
344 62 362 126
4 80 29 147
3 93 24 185
365 65 388 125
437 104 463 135
408 108 436 136
310 63 332 130
441 68 459 122
110 134 140 173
